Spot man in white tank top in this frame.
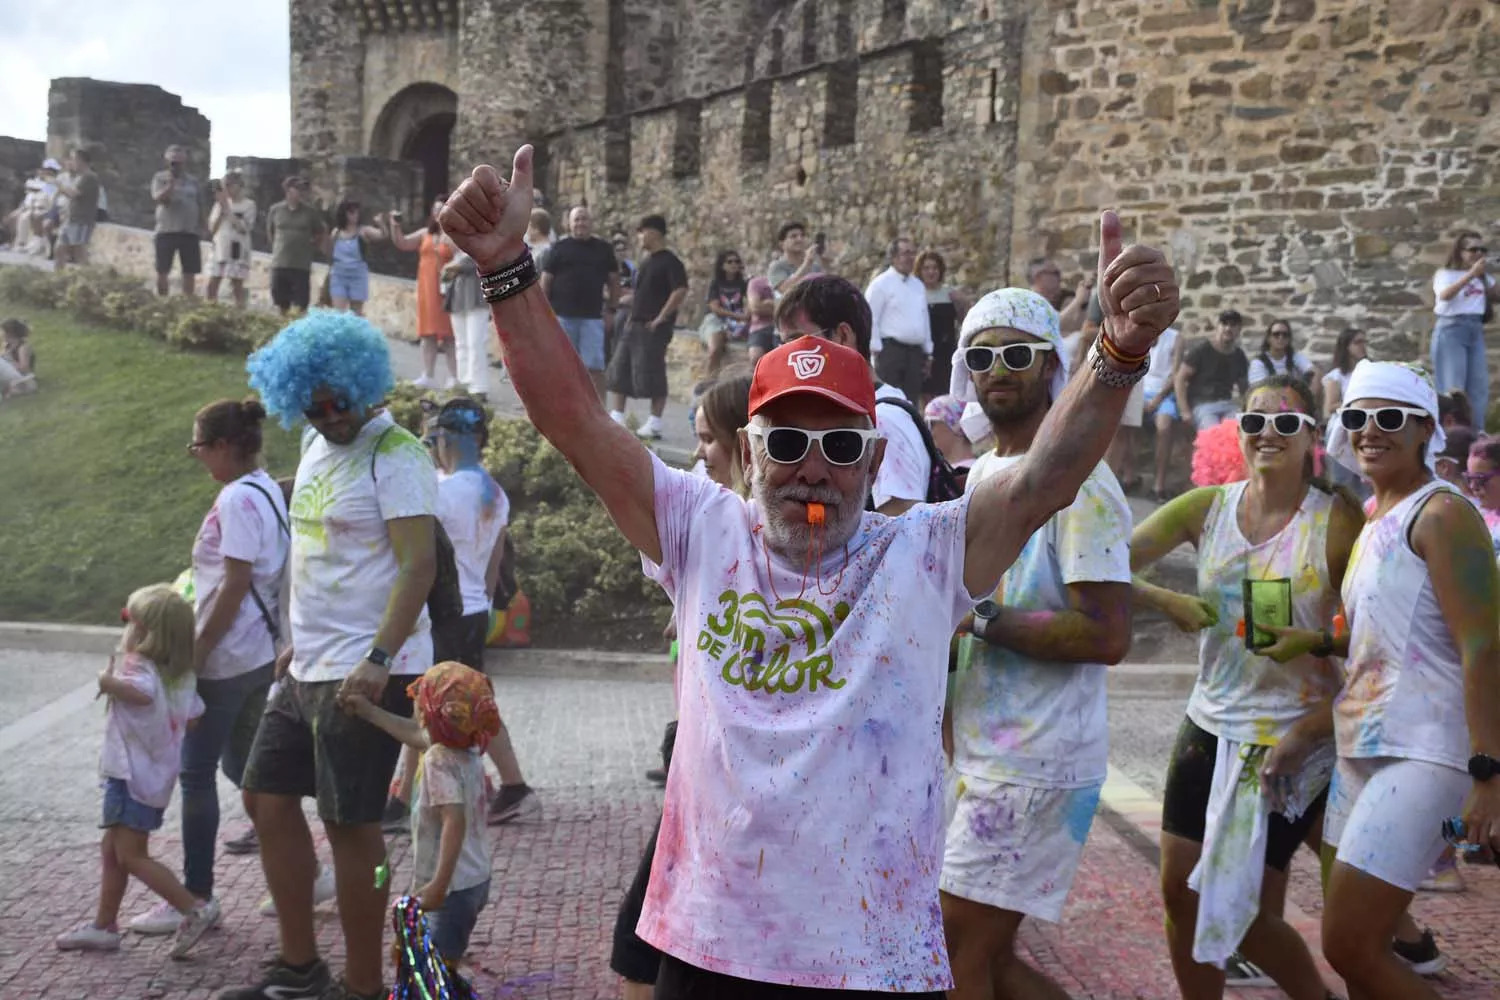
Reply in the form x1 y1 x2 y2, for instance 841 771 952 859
942 289 1134 997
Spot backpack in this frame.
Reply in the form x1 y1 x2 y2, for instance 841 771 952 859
371 427 465 627
868 393 966 507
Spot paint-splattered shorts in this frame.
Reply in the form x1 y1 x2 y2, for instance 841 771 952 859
939 772 1101 922
1323 755 1470 892
241 675 414 826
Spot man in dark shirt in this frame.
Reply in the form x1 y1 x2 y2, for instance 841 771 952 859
542 205 619 397
56 147 100 267
606 214 688 440
1175 309 1249 430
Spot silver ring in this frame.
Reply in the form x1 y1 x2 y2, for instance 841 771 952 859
1153 283 1163 302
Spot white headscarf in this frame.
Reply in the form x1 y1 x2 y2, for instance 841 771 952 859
1325 359 1445 473
948 288 1069 404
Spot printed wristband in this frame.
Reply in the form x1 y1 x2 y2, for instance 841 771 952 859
1098 331 1148 367
479 250 539 304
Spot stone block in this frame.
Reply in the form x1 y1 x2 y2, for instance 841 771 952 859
1190 80 1233 98
1238 73 1274 100
1279 142 1327 164
1144 85 1176 119
1174 35 1237 54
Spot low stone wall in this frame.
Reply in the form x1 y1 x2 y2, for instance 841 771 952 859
85 223 420 341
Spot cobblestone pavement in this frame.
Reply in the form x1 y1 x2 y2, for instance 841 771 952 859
2 648 1495 999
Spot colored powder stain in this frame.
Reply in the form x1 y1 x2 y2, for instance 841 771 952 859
881 754 889 776
757 847 765 878
860 896 869 911
1064 788 1100 843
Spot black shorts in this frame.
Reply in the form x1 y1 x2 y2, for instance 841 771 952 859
154 232 202 275
271 267 312 312
606 320 673 400
433 611 488 670
654 955 945 1000
747 326 777 356
1161 716 1328 872
241 674 414 826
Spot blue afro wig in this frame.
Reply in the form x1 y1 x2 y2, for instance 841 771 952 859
247 309 395 427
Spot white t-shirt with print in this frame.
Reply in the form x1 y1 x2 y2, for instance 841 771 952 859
411 744 492 893
1432 269 1494 317
289 411 438 681
99 653 205 809
952 454 1131 788
193 470 289 680
635 454 978 992
1247 351 1317 387
438 467 510 617
210 197 257 263
872 383 929 507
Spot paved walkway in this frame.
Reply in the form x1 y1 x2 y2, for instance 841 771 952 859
1 646 1494 999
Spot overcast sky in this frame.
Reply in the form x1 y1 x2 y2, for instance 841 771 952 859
0 0 290 175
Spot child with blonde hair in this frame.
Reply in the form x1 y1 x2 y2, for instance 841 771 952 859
55 584 218 958
347 661 500 968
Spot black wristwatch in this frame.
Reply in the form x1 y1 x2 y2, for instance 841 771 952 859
365 646 392 668
1469 753 1500 783
1310 630 1335 658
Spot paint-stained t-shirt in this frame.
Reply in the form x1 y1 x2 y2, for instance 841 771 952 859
635 453 978 992
289 412 437 681
952 454 1132 788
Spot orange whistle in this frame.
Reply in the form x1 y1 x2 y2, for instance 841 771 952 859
1333 612 1347 638
806 502 825 526
1235 618 1246 638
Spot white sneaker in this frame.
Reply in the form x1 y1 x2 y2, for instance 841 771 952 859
440 376 457 390
55 922 121 952
412 375 435 389
169 897 220 959
637 417 663 440
259 862 337 917
128 898 185 936
609 410 627 425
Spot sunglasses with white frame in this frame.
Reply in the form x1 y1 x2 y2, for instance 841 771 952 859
1337 406 1432 434
745 424 880 466
1237 411 1317 437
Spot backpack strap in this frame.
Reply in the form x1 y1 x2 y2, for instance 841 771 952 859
875 393 943 471
370 426 397 482
234 477 289 646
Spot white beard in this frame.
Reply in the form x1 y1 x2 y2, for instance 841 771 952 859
750 463 868 565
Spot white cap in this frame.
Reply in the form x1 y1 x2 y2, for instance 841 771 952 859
41 158 61 172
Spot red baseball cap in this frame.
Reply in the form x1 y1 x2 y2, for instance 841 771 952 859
749 336 876 418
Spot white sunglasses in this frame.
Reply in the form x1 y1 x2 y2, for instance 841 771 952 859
1237 412 1317 437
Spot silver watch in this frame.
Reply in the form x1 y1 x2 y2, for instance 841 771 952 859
1088 342 1150 389
971 600 1001 640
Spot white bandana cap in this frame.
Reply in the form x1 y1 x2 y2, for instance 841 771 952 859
948 287 1069 403
1325 359 1445 473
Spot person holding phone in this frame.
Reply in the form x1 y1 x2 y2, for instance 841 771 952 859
766 221 822 294
1129 373 1362 1000
206 172 256 309
1297 359 1500 1000
1431 231 1500 419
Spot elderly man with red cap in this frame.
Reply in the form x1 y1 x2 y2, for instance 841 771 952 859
440 146 1180 999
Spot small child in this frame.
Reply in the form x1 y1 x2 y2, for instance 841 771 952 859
0 317 36 400
348 661 500 968
56 584 217 957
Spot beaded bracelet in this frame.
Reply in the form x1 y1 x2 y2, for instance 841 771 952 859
479 250 539 304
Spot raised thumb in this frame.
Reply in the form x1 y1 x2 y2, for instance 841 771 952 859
1097 210 1124 315
510 144 534 192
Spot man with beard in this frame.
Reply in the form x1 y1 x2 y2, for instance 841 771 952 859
438 144 1179 996
941 287 1134 1000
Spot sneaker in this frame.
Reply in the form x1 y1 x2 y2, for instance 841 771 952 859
381 797 410 836
170 897 221 959
1393 928 1449 977
488 784 542 825
645 768 667 786
1223 953 1273 988
318 976 385 1000
217 956 332 999
636 418 663 440
259 862 337 917
223 826 260 855
609 410 627 425
55 921 121 952
131 898 197 936
411 375 435 390
1418 856 1466 893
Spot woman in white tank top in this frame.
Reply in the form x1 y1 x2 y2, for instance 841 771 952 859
1132 375 1360 1000
1315 360 1500 1000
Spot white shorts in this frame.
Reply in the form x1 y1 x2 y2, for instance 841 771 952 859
1120 381 1145 428
211 255 252 281
940 773 1101 922
1322 756 1471 892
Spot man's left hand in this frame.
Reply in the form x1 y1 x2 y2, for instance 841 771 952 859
337 658 389 712
1094 211 1179 357
417 881 447 912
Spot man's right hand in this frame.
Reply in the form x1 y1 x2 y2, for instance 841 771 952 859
440 147 535 273
274 645 294 680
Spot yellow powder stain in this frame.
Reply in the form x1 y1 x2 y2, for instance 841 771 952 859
861 896 869 911
757 848 765 878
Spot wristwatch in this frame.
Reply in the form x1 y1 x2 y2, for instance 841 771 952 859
1087 342 1150 389
1469 753 1500 783
365 646 392 668
971 600 1001 640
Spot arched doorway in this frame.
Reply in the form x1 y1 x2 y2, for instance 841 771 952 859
369 83 458 208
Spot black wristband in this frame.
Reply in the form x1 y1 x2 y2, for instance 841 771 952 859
366 646 392 668
479 250 538 304
1310 630 1334 658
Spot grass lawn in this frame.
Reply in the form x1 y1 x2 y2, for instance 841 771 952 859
0 296 300 624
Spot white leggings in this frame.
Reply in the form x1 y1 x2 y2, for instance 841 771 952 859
452 308 492 396
1322 755 1471 892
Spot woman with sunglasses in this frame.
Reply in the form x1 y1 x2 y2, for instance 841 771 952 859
697 250 749 380
1465 434 1500 557
1248 319 1318 391
1130 374 1360 1000
1309 360 1500 1000
1431 231 1500 419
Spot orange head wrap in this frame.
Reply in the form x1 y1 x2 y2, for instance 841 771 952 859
406 661 502 752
